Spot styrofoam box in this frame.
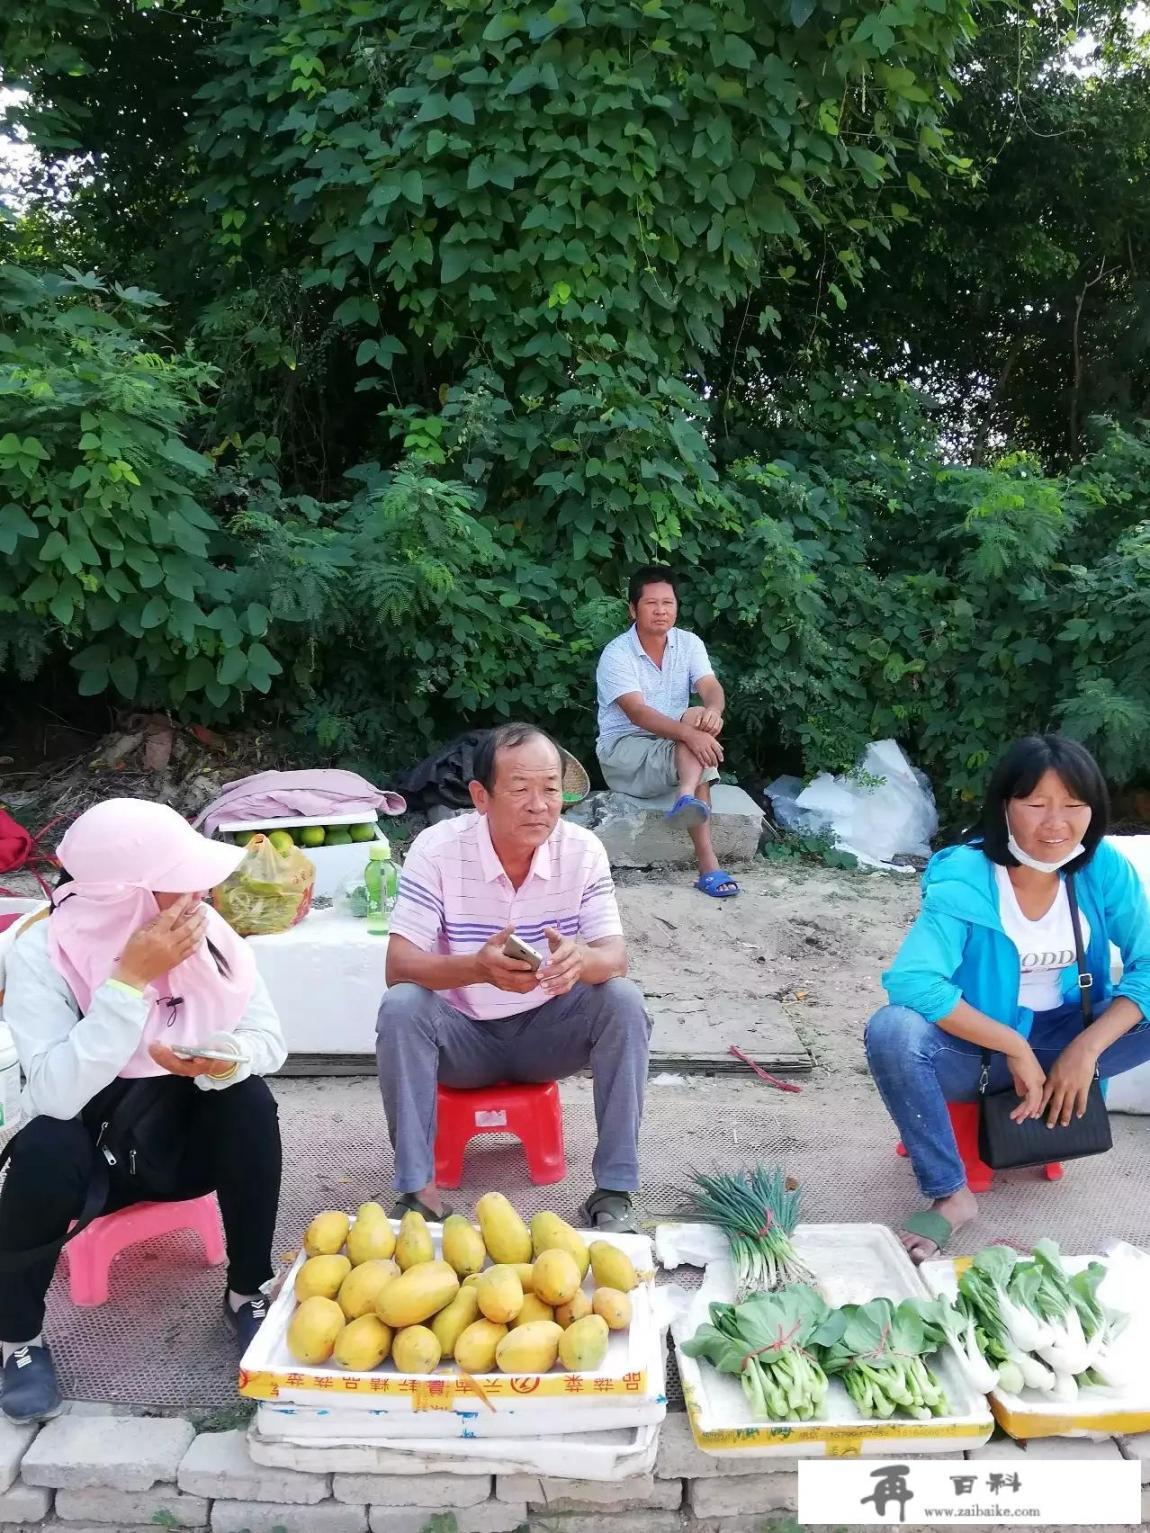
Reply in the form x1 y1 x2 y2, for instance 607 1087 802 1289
239 1220 662 1434
672 1222 994 1458
922 1248 1150 1441
218 813 384 900
246 1415 661 1477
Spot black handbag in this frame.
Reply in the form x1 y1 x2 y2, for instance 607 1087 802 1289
0 1075 195 1273
977 871 1112 1169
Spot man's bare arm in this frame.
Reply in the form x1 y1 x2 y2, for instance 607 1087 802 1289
385 933 483 991
581 935 627 985
615 691 695 743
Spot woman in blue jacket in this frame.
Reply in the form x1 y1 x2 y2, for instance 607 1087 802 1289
866 733 1150 1262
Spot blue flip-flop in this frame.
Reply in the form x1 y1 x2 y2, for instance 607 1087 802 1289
696 869 739 898
665 793 710 828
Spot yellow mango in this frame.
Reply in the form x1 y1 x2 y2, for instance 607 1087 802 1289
391 1324 442 1373
531 1249 581 1307
346 1213 397 1266
554 1289 593 1329
588 1240 638 1294
287 1296 345 1364
530 1211 590 1278
356 1201 388 1223
441 1216 486 1278
559 1314 610 1372
294 1254 351 1303
377 1260 460 1328
512 1294 556 1328
338 1258 401 1320
495 1320 563 1374
395 1209 435 1271
592 1287 632 1331
454 1318 507 1374
303 1210 350 1257
333 1314 393 1371
512 1263 536 1293
475 1192 532 1265
476 1264 523 1324
431 1286 481 1359
462 1273 483 1288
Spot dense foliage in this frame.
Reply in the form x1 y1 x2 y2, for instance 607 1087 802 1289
3 0 1150 809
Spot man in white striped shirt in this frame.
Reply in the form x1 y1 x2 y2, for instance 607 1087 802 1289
376 724 651 1233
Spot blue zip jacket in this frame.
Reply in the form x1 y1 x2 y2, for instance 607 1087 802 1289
883 838 1150 1035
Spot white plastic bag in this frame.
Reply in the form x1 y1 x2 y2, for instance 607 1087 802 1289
796 741 938 869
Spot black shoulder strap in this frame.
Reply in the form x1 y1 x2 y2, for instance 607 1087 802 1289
1065 871 1094 1027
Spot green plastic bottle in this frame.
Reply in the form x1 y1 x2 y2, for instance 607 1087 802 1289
364 839 399 936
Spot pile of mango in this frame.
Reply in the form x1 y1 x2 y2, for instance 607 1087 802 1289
286 1193 639 1377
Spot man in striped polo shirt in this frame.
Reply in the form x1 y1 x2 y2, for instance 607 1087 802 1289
375 723 650 1233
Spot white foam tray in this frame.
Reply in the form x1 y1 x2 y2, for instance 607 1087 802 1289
922 1244 1150 1440
672 1222 994 1458
239 1219 661 1426
246 1415 661 1477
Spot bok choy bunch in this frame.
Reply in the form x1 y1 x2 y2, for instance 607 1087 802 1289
689 1165 814 1300
957 1243 1129 1399
821 1298 950 1420
681 1285 839 1420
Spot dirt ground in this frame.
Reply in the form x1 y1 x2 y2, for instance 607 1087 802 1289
614 861 921 1080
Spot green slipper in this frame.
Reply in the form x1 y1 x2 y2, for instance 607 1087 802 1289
900 1209 953 1262
390 1193 453 1223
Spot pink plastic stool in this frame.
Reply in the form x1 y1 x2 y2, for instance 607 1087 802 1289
63 1195 226 1307
897 1100 1062 1193
434 1081 566 1189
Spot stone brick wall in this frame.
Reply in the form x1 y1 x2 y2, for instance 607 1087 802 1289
0 1409 1143 1533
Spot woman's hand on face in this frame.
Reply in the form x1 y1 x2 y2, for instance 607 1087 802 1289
113 895 206 990
149 1041 234 1079
1007 1043 1047 1122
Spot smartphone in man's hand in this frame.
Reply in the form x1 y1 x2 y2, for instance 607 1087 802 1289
502 933 544 970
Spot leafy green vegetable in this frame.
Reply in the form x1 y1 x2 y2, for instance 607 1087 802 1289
689 1166 813 1300
682 1286 839 1421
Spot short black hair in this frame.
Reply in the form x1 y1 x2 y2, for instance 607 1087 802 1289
968 733 1109 872
628 565 678 607
471 724 563 792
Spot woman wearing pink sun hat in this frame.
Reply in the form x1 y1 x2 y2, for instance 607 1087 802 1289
0 798 286 1423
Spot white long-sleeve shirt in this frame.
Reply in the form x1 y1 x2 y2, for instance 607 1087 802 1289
2 918 287 1121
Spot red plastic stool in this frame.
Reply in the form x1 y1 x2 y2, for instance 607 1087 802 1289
62 1195 226 1307
434 1082 566 1189
896 1101 1062 1193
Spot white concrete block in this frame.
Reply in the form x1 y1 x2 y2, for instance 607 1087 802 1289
366 1502 530 1533
1117 1433 1150 1483
211 1501 367 1533
334 1472 490 1507
454 1499 530 1533
568 787 764 869
496 1472 680 1511
0 1478 52 1524
654 1413 798 1478
499 1515 682 1533
55 1485 207 1527
21 1416 195 1491
968 1435 1120 1461
687 1473 797 1517
0 1419 38 1495
179 1430 329 1504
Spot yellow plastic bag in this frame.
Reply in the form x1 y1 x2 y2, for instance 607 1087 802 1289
212 834 315 936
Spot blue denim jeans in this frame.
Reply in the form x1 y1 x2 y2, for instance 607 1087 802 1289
864 999 1150 1199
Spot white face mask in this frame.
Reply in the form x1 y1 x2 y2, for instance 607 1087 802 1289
1006 830 1085 874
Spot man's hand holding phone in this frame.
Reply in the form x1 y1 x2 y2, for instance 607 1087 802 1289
476 928 541 994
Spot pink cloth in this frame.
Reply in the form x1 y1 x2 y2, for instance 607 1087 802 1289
50 799 256 1077
193 769 406 839
389 811 623 1021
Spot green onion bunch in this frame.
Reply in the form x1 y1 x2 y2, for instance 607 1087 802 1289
690 1165 814 1300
